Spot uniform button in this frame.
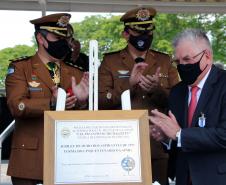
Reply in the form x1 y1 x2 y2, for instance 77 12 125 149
161 83 163 86
22 144 25 147
142 95 145 99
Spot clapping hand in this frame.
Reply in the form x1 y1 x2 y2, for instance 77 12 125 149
139 67 160 92
129 63 148 87
149 109 181 140
71 72 89 102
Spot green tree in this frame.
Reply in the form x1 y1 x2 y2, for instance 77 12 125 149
72 15 126 58
72 13 225 62
0 13 225 88
0 45 35 87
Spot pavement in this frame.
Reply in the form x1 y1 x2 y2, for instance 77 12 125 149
0 160 12 185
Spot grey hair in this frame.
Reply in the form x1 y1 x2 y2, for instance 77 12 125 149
172 29 212 53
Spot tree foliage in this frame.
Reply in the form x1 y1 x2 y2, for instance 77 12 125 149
0 45 35 87
0 13 225 87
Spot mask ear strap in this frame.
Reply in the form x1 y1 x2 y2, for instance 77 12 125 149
199 50 208 72
201 63 208 72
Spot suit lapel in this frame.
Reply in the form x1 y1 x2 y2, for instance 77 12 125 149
191 66 218 127
31 54 54 90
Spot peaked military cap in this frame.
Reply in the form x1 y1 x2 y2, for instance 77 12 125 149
30 13 72 37
120 6 156 33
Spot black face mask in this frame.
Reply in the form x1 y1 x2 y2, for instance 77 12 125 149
177 52 207 85
44 37 71 60
129 34 153 52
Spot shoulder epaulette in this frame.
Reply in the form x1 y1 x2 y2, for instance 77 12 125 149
150 49 169 56
104 50 120 56
9 56 31 63
64 61 85 71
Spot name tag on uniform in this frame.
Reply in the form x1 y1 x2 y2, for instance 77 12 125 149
29 87 43 92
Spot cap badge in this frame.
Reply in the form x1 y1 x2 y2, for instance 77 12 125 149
57 15 70 27
136 9 150 21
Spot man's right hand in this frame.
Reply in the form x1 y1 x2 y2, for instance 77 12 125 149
50 86 58 109
71 72 89 102
129 63 148 87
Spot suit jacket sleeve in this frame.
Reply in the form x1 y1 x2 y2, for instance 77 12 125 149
6 62 50 118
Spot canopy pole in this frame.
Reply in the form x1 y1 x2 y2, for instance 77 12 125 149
38 0 46 16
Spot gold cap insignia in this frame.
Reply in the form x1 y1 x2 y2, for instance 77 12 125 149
136 9 151 21
57 15 70 27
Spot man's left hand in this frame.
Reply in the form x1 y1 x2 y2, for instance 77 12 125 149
149 109 181 140
71 72 89 102
139 67 160 92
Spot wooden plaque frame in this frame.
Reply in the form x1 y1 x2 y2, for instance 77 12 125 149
44 110 152 185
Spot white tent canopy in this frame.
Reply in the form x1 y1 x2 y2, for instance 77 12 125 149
0 0 226 14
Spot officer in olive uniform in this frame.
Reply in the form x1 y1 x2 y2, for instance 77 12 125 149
98 7 179 185
5 13 89 185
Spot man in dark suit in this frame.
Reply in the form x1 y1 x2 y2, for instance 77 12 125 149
150 29 226 185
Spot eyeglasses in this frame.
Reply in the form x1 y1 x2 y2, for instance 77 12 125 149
172 49 206 65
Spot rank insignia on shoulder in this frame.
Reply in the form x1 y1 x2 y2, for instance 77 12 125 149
10 56 31 63
64 62 85 71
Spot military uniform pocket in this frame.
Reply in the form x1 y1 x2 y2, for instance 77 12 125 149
12 136 38 150
28 87 44 98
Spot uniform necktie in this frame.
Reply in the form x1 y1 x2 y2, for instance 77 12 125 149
46 62 60 86
188 86 199 127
